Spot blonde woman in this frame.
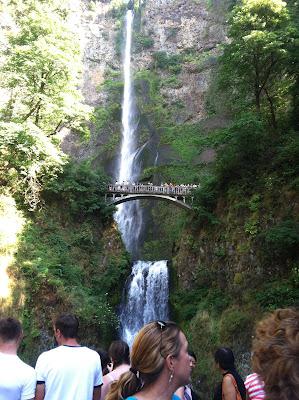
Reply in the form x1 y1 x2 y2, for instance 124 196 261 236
106 321 192 400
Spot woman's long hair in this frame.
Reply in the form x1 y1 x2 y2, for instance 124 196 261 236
109 340 130 369
214 347 246 400
106 321 181 400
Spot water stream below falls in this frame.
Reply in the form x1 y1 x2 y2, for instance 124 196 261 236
115 9 169 345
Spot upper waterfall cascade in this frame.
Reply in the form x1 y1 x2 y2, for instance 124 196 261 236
114 9 143 256
115 9 169 345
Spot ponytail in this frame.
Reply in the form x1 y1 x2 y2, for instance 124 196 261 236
105 370 142 400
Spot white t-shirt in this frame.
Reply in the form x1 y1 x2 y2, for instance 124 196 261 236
35 345 102 400
0 352 36 400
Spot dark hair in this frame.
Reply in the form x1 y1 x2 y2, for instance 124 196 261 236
214 347 235 370
54 314 79 338
214 347 246 400
189 350 197 361
252 308 299 400
0 317 22 342
97 349 111 376
109 340 130 368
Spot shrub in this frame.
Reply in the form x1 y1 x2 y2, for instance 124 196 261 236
215 113 267 188
44 162 112 219
259 219 299 260
134 33 154 51
153 51 182 74
219 307 253 352
255 277 299 310
192 174 219 225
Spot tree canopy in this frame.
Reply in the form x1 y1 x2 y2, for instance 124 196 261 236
1 0 91 135
219 0 298 128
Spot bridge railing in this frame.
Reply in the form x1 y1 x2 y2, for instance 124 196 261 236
107 183 198 196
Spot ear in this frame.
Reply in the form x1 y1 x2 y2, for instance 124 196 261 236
165 354 175 371
54 328 61 337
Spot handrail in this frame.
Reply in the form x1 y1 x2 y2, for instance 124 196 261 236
107 183 198 196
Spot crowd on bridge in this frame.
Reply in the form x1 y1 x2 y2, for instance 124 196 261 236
112 181 198 189
0 307 298 400
108 182 198 197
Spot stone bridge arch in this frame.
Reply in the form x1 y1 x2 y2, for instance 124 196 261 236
107 194 192 211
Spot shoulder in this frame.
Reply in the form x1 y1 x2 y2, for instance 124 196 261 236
36 347 60 365
245 373 258 384
17 357 36 376
222 374 237 389
81 347 101 362
173 395 181 400
103 371 115 384
37 347 58 358
81 346 100 356
223 373 235 383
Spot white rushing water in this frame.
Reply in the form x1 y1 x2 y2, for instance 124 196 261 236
115 9 143 255
116 9 169 345
119 260 169 347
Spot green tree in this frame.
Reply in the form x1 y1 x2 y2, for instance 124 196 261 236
219 0 297 128
0 0 91 135
0 121 64 209
44 162 112 220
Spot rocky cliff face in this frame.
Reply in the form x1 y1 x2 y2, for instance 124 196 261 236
61 0 229 168
134 0 227 122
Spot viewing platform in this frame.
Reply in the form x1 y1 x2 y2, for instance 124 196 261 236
105 183 198 210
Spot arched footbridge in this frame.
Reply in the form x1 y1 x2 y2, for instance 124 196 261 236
105 183 198 210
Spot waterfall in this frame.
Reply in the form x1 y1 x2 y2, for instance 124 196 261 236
119 260 169 347
115 8 169 346
114 9 143 256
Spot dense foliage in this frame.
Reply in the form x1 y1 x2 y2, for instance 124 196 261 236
0 0 128 364
167 1 299 397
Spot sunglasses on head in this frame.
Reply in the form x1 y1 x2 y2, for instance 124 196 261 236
156 320 177 358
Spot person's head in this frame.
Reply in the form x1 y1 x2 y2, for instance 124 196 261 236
106 321 191 400
97 349 111 376
108 340 130 368
214 347 235 371
0 317 22 345
53 314 79 343
252 308 299 400
189 350 197 370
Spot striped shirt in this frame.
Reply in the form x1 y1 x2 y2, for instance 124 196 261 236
245 373 265 400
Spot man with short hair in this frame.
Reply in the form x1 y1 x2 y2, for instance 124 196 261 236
0 317 36 400
35 313 102 400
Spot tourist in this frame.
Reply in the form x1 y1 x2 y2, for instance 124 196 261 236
35 313 103 400
0 317 36 400
175 350 200 400
105 320 191 400
213 347 246 400
244 371 265 399
100 340 130 399
97 349 112 376
251 307 299 400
